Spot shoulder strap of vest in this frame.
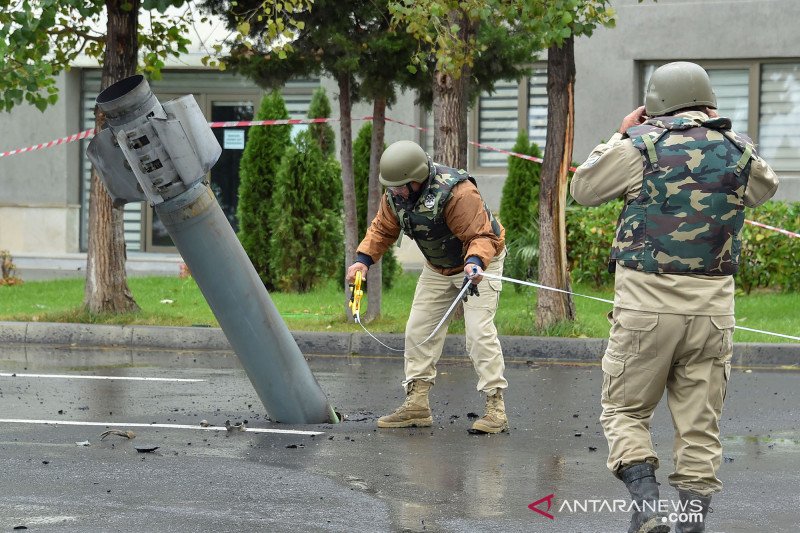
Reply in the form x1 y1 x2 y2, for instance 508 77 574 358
720 130 757 176
386 190 397 212
385 192 404 228
627 124 668 171
429 164 470 218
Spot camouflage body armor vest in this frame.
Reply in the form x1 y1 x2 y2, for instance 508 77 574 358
611 116 755 275
387 163 501 270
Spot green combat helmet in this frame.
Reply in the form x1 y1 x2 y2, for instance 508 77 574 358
645 61 717 116
379 140 430 187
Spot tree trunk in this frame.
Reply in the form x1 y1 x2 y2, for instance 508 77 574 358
432 69 468 167
431 9 474 168
84 0 140 314
433 69 467 321
431 9 477 321
536 36 576 330
338 73 358 320
364 96 386 322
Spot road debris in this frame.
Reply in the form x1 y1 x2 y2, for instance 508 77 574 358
225 420 247 432
100 429 136 440
135 446 159 453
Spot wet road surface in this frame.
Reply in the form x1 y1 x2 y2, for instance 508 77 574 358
1 349 799 532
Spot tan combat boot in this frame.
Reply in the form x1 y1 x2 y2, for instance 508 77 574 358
377 380 433 428
470 390 509 434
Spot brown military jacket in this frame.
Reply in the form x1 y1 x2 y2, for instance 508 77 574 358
358 179 505 276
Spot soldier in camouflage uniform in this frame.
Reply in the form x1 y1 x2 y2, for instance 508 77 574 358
345 140 509 434
572 62 778 533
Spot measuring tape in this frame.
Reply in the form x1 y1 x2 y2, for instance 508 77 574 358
481 273 800 342
350 272 474 352
348 271 365 317
348 271 799 349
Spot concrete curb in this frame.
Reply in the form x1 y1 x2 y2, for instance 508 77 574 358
1 321 798 367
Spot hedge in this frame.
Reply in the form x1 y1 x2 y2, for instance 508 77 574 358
566 200 800 292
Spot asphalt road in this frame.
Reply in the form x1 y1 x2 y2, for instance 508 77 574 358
1 350 798 532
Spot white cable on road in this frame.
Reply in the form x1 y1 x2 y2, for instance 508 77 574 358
355 278 472 352
482 272 800 342
0 418 323 436
355 271 798 349
0 373 205 382
481 273 615 304
732 326 800 342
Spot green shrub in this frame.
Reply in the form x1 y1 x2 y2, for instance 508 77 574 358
307 87 336 157
237 90 291 289
566 199 621 288
353 122 400 288
499 131 542 288
268 131 343 292
566 199 800 292
738 201 800 293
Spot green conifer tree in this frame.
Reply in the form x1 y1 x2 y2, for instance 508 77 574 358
237 90 291 289
499 131 542 287
307 87 336 157
267 131 344 292
353 122 400 288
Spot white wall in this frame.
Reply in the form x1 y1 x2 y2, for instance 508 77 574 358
573 0 799 199
0 70 82 253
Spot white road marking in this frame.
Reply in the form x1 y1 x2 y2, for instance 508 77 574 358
0 418 324 436
0 372 205 382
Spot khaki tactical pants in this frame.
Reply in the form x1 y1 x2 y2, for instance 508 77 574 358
600 308 734 496
402 249 508 394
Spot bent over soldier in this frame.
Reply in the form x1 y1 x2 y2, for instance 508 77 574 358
346 140 509 434
571 62 779 533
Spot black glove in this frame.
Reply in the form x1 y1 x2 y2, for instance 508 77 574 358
461 276 480 302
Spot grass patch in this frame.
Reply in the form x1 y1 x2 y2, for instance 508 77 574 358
0 273 795 343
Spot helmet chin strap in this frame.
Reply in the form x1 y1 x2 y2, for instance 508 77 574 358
407 181 425 205
390 181 424 205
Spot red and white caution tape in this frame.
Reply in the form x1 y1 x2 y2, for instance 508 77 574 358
0 128 96 158
207 116 372 128
3 115 797 242
0 117 371 159
382 116 562 168
744 219 800 239
382 116 427 133
468 140 544 164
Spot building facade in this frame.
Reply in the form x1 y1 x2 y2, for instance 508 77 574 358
0 0 797 260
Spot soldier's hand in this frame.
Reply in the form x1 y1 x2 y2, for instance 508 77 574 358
346 262 368 284
619 106 647 133
464 263 484 285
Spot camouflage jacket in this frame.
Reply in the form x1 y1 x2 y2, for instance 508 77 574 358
387 163 502 270
611 116 755 275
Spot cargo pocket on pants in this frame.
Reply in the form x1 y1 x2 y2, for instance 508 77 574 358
709 316 735 411
710 315 735 358
607 309 659 358
601 355 625 405
467 279 502 310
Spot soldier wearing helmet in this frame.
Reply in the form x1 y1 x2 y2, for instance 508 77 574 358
572 61 779 533
346 140 509 434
